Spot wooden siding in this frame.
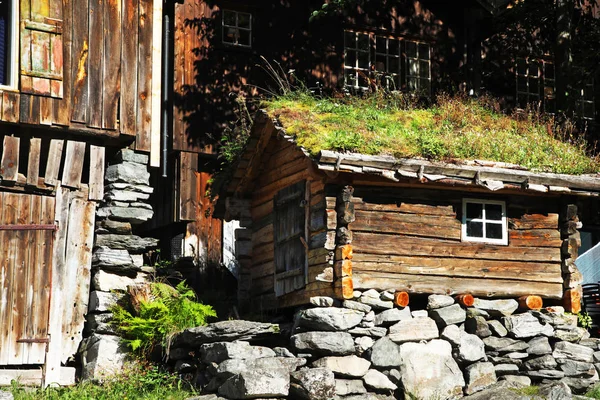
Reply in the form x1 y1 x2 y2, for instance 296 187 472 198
348 187 564 299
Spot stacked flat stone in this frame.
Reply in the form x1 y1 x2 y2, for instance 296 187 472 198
82 149 158 381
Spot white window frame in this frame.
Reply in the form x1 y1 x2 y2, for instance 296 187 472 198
516 57 555 113
343 30 371 90
0 0 19 90
461 198 508 245
575 78 595 120
221 9 252 48
374 35 401 90
405 40 431 95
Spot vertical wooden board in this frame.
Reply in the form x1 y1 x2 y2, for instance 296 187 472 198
171 2 184 150
71 0 89 123
19 94 41 125
1 136 20 181
88 145 105 201
149 0 162 166
31 0 51 22
102 0 122 130
2 92 20 124
53 0 72 125
23 195 41 365
0 193 18 364
60 199 95 363
136 0 153 152
44 139 64 186
179 152 197 221
43 186 69 386
87 0 104 128
120 0 139 136
40 97 53 125
27 138 41 186
61 141 86 189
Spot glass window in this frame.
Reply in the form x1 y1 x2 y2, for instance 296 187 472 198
462 199 508 245
405 40 430 95
344 31 371 90
0 0 17 88
222 10 252 48
516 58 555 114
575 78 595 120
374 35 401 89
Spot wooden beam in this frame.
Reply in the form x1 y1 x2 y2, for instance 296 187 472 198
44 139 64 186
518 295 543 310
1 136 20 182
61 141 86 189
149 0 163 167
26 138 41 186
88 145 105 201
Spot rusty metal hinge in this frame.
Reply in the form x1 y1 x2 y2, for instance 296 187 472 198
0 224 57 231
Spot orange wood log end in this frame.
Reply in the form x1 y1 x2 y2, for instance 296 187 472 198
394 291 410 308
518 295 543 310
334 260 352 279
455 293 475 307
335 245 353 260
563 289 582 314
341 277 354 299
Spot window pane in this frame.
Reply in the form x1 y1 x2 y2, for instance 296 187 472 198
486 223 503 239
375 55 386 72
358 51 369 69
223 10 236 26
357 33 369 50
419 61 429 78
376 36 386 52
418 43 430 60
517 59 528 75
407 77 417 91
486 204 503 221
238 13 250 28
406 41 417 58
529 63 540 77
224 27 238 43
238 30 251 46
420 79 430 94
529 78 539 94
345 50 356 68
466 203 483 219
389 57 399 74
408 59 418 75
517 77 528 93
467 221 484 238
345 31 356 47
544 63 555 79
389 39 399 54
584 102 595 118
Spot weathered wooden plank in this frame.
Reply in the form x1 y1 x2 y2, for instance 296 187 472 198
352 198 457 216
87 0 104 128
71 0 89 123
351 210 461 240
20 94 41 125
509 213 559 230
179 152 197 221
352 232 562 262
53 0 71 125
1 136 20 181
0 193 18 364
149 0 162 166
352 271 564 299
252 223 273 248
235 117 276 195
136 0 153 152
253 242 275 266
120 0 139 136
0 369 42 386
61 198 95 363
102 0 122 130
12 194 31 364
509 229 562 247
352 256 562 283
26 138 42 186
252 170 311 206
44 139 64 186
40 96 52 125
251 200 273 222
88 145 105 201
251 261 275 280
61 141 86 189
171 1 184 150
257 153 308 188
2 92 20 123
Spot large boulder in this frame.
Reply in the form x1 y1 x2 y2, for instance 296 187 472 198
527 336 552 355
398 339 464 400
218 369 290 399
96 206 154 225
482 336 529 353
80 334 129 381
504 313 554 339
171 320 280 347
91 246 137 272
553 341 594 363
291 332 355 356
297 308 364 331
312 355 371 378
290 368 336 400
91 269 147 292
388 317 439 343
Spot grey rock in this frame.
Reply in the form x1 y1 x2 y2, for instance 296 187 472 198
361 289 380 298
362 311 375 322
370 337 400 368
440 324 461 346
105 189 150 202
88 291 124 313
85 313 116 335
465 362 497 395
411 310 428 318
354 336 374 355
291 332 355 356
80 334 129 381
462 381 530 399
533 310 578 328
334 379 366 396
554 327 588 342
384 369 401 386
373 307 411 326
527 370 565 379
310 296 336 307
504 313 554 339
92 269 147 292
172 320 280 347
115 149 149 164
465 316 492 338
0 392 13 400
380 291 395 301
105 182 153 194
482 336 529 353
558 359 596 377
427 294 455 309
106 162 150 185
218 368 290 399
553 341 594 363
466 308 491 319
359 321 375 328
186 395 225 400
343 300 371 313
472 298 518 317
398 339 464 400
429 304 466 328
96 207 154 224
348 327 387 338
456 330 486 363
388 317 439 343
527 336 552 355
524 355 558 371
504 352 529 359
500 375 531 387
290 368 336 400
273 347 295 358
352 290 362 299
363 369 397 391
200 341 276 363
359 296 393 310
217 357 305 379
595 351 600 363
297 308 364 331
167 347 192 361
494 363 519 376
561 377 597 394
488 356 523 366
174 360 195 373
538 381 572 400
580 338 600 350
487 320 508 337
92 246 137 272
95 234 158 252
96 219 132 235
312 355 371 378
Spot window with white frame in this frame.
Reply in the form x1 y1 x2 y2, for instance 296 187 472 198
516 58 555 113
222 10 252 48
575 78 595 120
462 199 508 245
343 30 431 94
0 0 18 88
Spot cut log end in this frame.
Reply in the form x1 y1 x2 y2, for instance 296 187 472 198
394 291 410 307
455 293 474 307
341 277 354 299
518 295 543 310
563 288 582 314
335 244 353 261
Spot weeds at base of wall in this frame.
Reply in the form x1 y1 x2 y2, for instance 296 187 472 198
9 361 196 400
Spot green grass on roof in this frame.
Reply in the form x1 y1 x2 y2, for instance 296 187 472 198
264 91 600 175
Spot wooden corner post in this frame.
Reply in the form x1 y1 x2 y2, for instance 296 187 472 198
561 204 582 314
334 186 355 299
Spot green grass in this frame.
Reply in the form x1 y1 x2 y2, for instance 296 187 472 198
9 362 195 400
264 91 600 174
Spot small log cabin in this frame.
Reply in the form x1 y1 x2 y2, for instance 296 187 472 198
222 111 600 313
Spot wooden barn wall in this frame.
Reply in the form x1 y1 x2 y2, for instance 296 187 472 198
0 0 160 158
347 186 564 299
247 138 333 309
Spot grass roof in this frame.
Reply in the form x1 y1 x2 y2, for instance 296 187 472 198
263 92 599 175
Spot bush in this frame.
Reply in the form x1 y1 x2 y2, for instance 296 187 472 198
111 281 216 356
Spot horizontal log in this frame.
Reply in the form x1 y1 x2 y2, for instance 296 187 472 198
251 261 274 280
352 271 563 299
509 229 561 248
253 170 312 206
251 200 273 221
308 247 332 266
509 213 559 230
352 256 562 283
352 232 561 262
335 245 353 260
258 155 309 188
308 263 331 282
518 295 543 310
276 286 340 309
352 198 456 216
351 210 461 240
251 275 274 296
252 224 273 247
253 242 274 265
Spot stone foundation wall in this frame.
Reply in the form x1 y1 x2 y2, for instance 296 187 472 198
169 290 600 400
81 149 158 380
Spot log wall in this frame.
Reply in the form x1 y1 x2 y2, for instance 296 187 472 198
348 186 564 299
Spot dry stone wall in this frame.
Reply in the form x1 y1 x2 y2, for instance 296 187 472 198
172 290 600 400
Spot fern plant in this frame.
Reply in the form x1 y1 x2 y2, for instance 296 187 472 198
111 281 216 356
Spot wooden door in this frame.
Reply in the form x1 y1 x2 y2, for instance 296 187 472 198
0 192 55 365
